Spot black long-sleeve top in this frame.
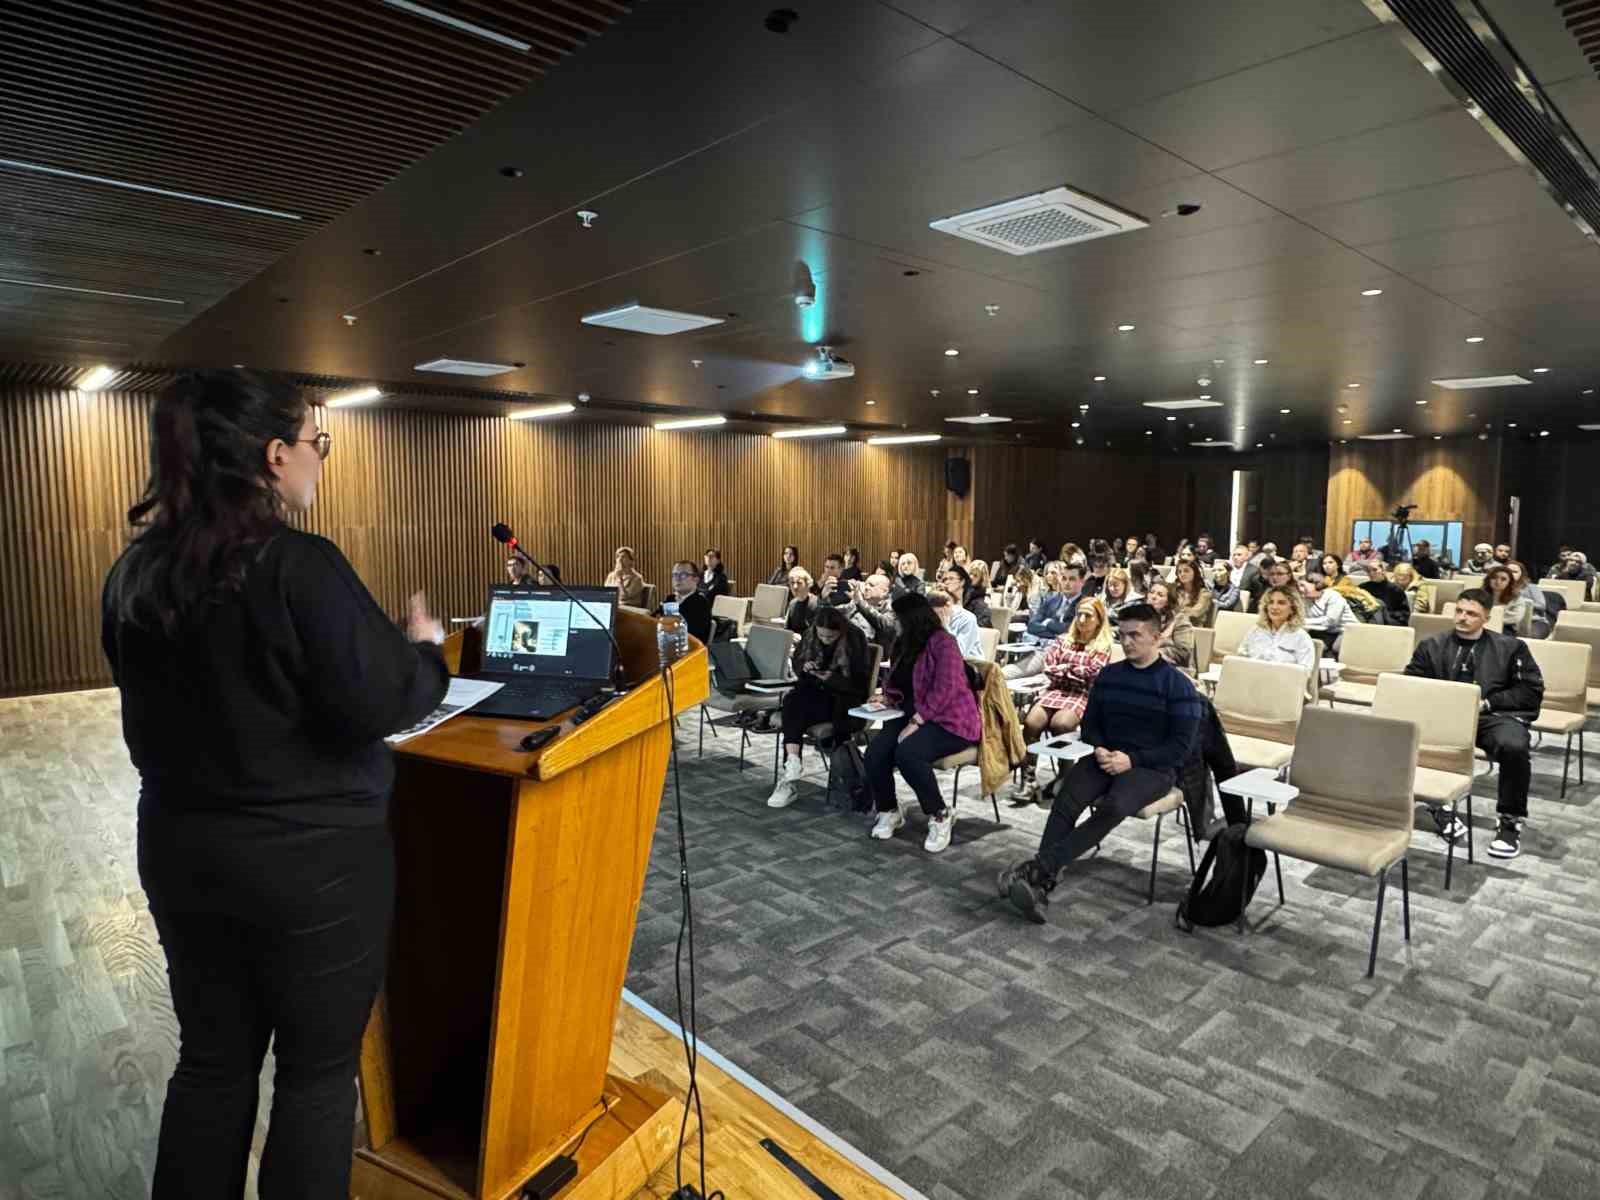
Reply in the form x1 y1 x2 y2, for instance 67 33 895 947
101 526 449 827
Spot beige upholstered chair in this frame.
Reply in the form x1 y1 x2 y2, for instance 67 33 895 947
711 593 752 636
1539 578 1588 609
640 583 658 614
1524 638 1590 798
1213 610 1254 659
1372 673 1480 890
1192 626 1216 674
1244 706 1418 976
1429 578 1467 608
978 626 1002 662
988 605 1016 638
751 582 789 625
1319 624 1415 707
1554 609 1600 631
1213 657 1307 776
1409 612 1455 641
1109 641 1126 663
1456 573 1485 589
1551 622 1600 710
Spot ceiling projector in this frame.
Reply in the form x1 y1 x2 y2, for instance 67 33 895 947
802 346 855 380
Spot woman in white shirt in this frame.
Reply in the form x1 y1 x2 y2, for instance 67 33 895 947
1237 584 1317 675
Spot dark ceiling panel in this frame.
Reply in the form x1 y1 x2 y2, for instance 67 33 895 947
0 0 631 363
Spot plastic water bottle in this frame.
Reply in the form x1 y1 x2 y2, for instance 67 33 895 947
658 600 688 667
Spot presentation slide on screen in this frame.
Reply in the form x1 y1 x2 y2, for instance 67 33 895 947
485 596 611 658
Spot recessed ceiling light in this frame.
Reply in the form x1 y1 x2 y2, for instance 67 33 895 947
76 365 118 391
1433 435 1442 440
1431 375 1529 389
508 403 575 420
1255 442 1263 448
1254 358 1269 365
1416 400 1428 406
582 303 725 336
0 156 303 220
1532 367 1549 373
1199 393 1212 400
1165 415 1177 421
1070 421 1081 428
1540 430 1550 437
577 392 590 402
326 385 382 408
1079 404 1090 411
1093 375 1107 382
868 433 941 445
1393 427 1402 433
967 388 979 395
1144 429 1153 435
865 399 876 406
1361 288 1384 296
1212 359 1225 366
654 415 728 431
1117 323 1136 332
414 357 518 376
0 277 186 305
379 0 532 50
1343 419 1353 424
772 425 848 439
1145 398 1223 410
1346 383 1361 389
1508 422 1518 428
1465 336 1484 343
1196 376 1211 387
1279 408 1291 414
944 347 960 357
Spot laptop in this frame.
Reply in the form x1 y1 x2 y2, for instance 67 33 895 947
467 585 618 720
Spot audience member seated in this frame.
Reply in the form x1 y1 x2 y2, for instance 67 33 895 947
992 543 1021 590
1082 553 1110 598
1194 533 1216 566
1243 554 1280 611
1100 566 1136 631
964 560 996 628
1348 537 1381 572
1208 559 1241 611
1508 562 1550 636
1172 559 1215 629
844 572 899 660
1483 563 1533 637
927 586 982 658
1026 561 1084 641
1024 538 1047 571
765 607 873 809
1391 560 1434 613
1465 542 1497 574
891 552 925 599
816 552 849 606
840 546 864 582
1145 579 1195 670
784 567 819 634
866 593 982 853
1128 557 1154 601
1554 549 1595 594
1011 599 1113 803
1142 533 1163 560
1493 542 1513 566
1404 588 1543 858
1285 541 1312 581
1058 542 1084 570
604 545 646 608
505 555 536 588
1359 558 1411 626
998 603 1204 922
1411 539 1442 579
664 560 712 644
767 544 801 587
1004 564 1040 616
1237 584 1317 674
1319 552 1381 621
1118 535 1140 566
699 547 730 600
1301 571 1358 654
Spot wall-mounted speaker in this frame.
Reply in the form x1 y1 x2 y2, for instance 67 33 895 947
944 456 970 498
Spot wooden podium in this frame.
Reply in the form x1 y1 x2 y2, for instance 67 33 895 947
352 609 708 1200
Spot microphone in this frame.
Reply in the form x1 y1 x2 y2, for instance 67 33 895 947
491 523 628 691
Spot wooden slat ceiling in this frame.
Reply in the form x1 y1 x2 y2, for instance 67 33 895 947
0 0 631 363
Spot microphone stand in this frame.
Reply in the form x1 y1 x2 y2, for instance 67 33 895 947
499 539 630 693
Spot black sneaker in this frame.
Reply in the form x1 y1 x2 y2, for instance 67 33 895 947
1430 807 1466 844
1488 817 1522 859
1003 861 1050 924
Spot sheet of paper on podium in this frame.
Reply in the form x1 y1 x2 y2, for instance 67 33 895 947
386 677 504 743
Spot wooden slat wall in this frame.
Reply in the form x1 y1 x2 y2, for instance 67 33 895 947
0 386 951 696
1325 438 1504 557
969 445 1164 559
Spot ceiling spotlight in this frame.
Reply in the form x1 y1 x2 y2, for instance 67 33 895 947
1416 400 1428 406
1508 422 1518 428
865 399 876 406
1361 288 1383 296
76 364 118 391
1255 442 1264 448
1199 394 1212 400
508 403 575 420
944 347 960 357
576 210 598 229
1343 419 1353 425
930 389 940 397
1532 367 1549 374
1540 429 1550 437
1346 382 1361 389
577 392 591 402
1393 428 1403 433
1071 421 1081 428
1166 415 1177 421
654 415 728 431
1144 429 1153 435
1337 405 1349 414
1212 359 1225 365
984 303 999 316
1466 335 1484 343
341 313 358 326
1117 323 1136 332
1196 376 1211 387
967 388 979 395
1254 358 1269 365
1093 375 1107 382
326 385 382 407
1079 404 1090 411
802 346 854 379
1279 408 1291 414
1433 435 1442 440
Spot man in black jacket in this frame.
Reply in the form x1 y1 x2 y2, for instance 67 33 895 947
664 561 712 645
1404 588 1543 859
1360 558 1411 626
1411 540 1442 579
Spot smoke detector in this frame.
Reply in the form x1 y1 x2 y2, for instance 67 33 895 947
930 186 1148 255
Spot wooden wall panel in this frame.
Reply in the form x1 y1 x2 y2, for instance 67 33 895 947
1501 435 1600 575
969 445 1163 560
1325 438 1503 557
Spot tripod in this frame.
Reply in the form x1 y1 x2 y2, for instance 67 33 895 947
1384 519 1412 564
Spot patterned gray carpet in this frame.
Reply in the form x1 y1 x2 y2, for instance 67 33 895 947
626 713 1600 1200
2 689 1597 1199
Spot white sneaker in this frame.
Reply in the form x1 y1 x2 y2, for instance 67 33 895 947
1009 773 1037 802
766 755 804 808
870 810 905 839
924 811 955 853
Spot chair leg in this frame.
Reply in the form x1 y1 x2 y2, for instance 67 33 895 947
1401 857 1411 941
1580 727 1585 784
824 745 838 806
1179 805 1197 874
739 727 749 772
1561 732 1572 799
1273 852 1285 904
1367 865 1389 978
1445 810 1455 892
1236 841 1250 935
773 737 782 787
1465 794 1475 864
1147 813 1163 905
949 766 963 819
990 791 1001 824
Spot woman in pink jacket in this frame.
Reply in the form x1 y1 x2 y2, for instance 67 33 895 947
865 592 981 853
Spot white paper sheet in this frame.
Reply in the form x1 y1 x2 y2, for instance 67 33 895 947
386 677 504 744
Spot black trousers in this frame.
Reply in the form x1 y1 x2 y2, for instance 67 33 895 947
864 716 974 816
780 684 837 746
138 800 395 1200
1477 713 1532 819
1036 759 1176 877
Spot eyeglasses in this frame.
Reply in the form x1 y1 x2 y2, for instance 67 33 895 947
293 431 332 460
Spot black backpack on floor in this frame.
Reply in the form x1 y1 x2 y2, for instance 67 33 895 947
1175 823 1266 931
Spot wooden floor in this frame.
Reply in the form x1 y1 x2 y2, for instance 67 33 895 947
611 998 909 1200
0 687 907 1200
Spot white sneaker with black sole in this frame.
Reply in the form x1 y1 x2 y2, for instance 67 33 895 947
1488 816 1523 859
924 810 955 853
766 754 804 808
870 809 905 840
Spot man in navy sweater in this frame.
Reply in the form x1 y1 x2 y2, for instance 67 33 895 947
1000 603 1203 923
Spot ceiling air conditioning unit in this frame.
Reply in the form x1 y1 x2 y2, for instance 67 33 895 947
930 186 1148 255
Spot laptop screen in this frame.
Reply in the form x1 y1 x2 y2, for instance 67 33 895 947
479 585 616 682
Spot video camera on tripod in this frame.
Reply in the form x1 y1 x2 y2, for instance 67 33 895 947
1391 502 1418 525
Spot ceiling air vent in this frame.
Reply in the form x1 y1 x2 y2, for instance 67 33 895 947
581 303 725 335
414 358 518 376
929 186 1148 255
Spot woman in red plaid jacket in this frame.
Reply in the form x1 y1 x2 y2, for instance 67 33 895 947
1011 597 1113 804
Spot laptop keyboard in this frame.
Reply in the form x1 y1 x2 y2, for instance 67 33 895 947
484 679 594 717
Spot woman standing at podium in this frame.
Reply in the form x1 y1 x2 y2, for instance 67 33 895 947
101 371 449 1199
